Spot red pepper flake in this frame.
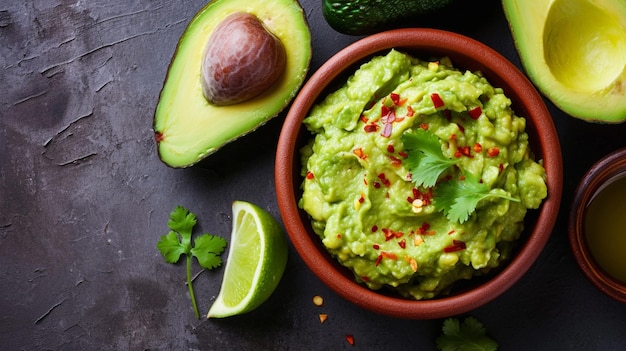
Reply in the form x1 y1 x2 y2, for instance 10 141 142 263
373 182 381 189
371 225 378 232
418 222 431 235
420 123 429 131
459 175 466 180
468 106 482 119
358 194 365 203
360 114 369 123
346 335 355 346
375 254 383 266
454 150 462 158
390 92 401 105
363 178 368 186
412 188 420 199
450 133 457 141
398 151 408 159
443 240 466 252
387 144 395 153
382 251 398 260
377 173 391 187
306 171 314 180
381 105 391 117
388 155 402 167
406 105 415 117
382 228 403 241
487 147 500 157
457 123 465 133
448 229 456 235
360 276 370 282
364 123 379 133
353 147 367 160
398 239 406 249
431 93 444 108
473 143 482 153
499 163 504 173
372 243 380 250
336 233 342 239
458 146 472 157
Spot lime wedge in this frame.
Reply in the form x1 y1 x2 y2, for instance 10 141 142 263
207 201 288 318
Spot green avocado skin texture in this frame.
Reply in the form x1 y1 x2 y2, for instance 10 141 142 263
323 0 455 35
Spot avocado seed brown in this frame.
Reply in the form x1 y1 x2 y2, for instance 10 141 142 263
201 12 287 106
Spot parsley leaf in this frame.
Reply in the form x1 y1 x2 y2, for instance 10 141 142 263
157 206 227 319
402 128 457 188
435 173 519 223
436 316 498 351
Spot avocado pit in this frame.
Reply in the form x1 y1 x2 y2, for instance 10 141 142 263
201 12 287 106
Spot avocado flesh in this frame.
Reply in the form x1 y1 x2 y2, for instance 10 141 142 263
154 0 311 167
503 0 626 123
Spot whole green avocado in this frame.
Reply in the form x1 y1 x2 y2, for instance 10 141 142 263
323 0 456 35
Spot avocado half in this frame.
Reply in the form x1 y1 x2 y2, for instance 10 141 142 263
503 0 626 123
154 0 311 167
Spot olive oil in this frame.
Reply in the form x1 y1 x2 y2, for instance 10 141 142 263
584 175 626 283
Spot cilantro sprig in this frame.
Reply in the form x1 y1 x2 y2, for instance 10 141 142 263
157 206 227 319
402 129 518 223
435 173 519 224
436 316 498 351
402 128 457 188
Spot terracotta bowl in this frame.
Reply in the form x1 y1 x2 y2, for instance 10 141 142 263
275 29 563 319
569 147 626 304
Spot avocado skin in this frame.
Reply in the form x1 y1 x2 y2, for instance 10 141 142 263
323 0 456 35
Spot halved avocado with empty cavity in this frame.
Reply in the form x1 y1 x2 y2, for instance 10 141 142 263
503 0 626 123
154 0 311 167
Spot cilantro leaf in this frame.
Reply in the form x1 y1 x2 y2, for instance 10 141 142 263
156 206 227 319
156 231 188 263
402 128 457 188
191 234 227 270
436 316 498 351
435 173 519 223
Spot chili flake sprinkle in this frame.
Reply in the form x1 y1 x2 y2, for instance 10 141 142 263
431 92 444 108
319 314 328 324
364 123 378 133
468 106 482 119
377 173 391 187
443 240 466 252
313 295 324 306
487 147 500 157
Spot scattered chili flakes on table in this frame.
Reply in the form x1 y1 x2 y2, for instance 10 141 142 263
345 335 355 346
313 295 324 306
318 313 328 324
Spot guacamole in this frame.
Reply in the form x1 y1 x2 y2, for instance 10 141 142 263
299 50 547 300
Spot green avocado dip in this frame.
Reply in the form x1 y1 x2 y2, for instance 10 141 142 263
299 49 548 300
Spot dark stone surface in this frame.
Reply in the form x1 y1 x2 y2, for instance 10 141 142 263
2 0 626 350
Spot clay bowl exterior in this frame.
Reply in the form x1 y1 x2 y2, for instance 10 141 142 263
569 147 626 304
275 28 563 319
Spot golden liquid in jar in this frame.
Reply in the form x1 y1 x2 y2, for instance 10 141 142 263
584 175 626 283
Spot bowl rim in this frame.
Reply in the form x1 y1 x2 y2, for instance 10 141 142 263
275 28 563 319
568 147 626 304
